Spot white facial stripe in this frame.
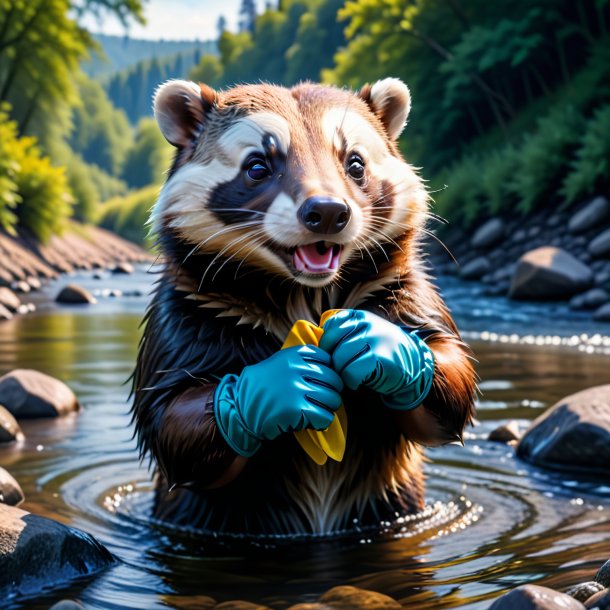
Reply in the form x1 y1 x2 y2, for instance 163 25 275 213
150 161 239 234
219 112 291 165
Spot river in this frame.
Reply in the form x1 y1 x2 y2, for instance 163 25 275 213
1 269 609 609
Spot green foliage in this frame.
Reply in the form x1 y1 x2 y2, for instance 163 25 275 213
189 54 224 87
0 106 21 234
98 185 158 245
562 104 610 203
434 157 485 227
482 146 520 215
122 118 172 189
12 135 73 243
70 74 132 176
513 106 584 213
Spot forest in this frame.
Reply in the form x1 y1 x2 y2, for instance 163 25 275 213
0 0 609 245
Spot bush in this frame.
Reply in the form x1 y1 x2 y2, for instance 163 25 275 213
562 104 610 204
513 105 584 213
481 145 520 215
433 156 485 227
98 185 158 245
0 106 73 241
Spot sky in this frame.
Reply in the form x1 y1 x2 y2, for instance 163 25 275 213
81 0 266 41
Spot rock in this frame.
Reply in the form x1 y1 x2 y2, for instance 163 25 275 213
517 385 610 473
528 226 541 238
595 271 610 289
509 247 593 300
513 229 527 243
0 405 24 443
570 289 610 311
585 588 610 609
590 229 610 258
595 558 610 587
112 262 134 275
594 303 610 322
0 504 112 598
461 256 491 280
569 197 610 234
489 585 585 609
0 304 12 321
92 272 105 280
0 369 80 418
55 284 97 305
471 219 505 250
318 586 401 610
49 601 85 610
566 582 605 603
488 421 521 443
0 468 24 506
26 277 41 290
0 287 20 312
215 603 271 610
11 280 30 294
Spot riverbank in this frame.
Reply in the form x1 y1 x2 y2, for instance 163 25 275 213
431 195 610 324
0 225 151 320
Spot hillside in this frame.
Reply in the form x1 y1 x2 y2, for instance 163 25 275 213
83 34 216 79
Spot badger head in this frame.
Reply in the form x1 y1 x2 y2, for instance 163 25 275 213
151 79 427 289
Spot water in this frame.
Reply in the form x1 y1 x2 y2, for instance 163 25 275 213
1 270 610 609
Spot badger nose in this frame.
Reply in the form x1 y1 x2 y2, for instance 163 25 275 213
298 197 351 234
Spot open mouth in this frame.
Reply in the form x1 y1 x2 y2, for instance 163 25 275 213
290 241 342 275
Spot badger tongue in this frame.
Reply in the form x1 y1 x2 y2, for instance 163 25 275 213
294 243 339 274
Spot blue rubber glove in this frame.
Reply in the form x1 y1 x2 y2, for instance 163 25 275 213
319 309 434 410
214 345 344 457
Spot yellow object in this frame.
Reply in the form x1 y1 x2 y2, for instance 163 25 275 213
283 310 347 465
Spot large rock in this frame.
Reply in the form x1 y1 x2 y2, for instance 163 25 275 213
489 585 585 609
0 504 113 598
509 247 593 300
590 229 610 258
111 262 134 275
517 385 610 473
0 468 24 506
594 303 610 322
569 197 610 234
471 219 505 250
0 304 12 321
0 287 20 312
0 369 80 418
55 284 97 305
0 405 24 443
460 256 491 280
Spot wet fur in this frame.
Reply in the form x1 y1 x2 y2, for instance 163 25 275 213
132 80 476 536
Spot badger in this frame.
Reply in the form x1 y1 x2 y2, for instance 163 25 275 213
132 78 476 537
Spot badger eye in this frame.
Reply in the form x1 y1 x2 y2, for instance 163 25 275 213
347 154 365 181
245 157 271 182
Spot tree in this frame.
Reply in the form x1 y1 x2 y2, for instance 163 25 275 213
217 15 227 38
239 0 257 34
189 55 224 86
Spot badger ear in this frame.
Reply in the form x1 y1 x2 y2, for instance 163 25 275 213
153 79 217 148
359 77 411 140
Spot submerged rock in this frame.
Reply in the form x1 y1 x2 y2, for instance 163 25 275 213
0 369 80 418
589 229 610 258
0 467 24 506
488 421 521 443
585 588 610 609
489 584 585 609
570 289 610 311
0 504 113 599
517 385 610 473
305 586 401 610
566 582 604 603
594 303 610 322
0 405 24 443
509 247 593 300
55 284 97 305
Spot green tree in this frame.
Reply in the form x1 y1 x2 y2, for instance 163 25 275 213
189 54 224 86
122 118 171 189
